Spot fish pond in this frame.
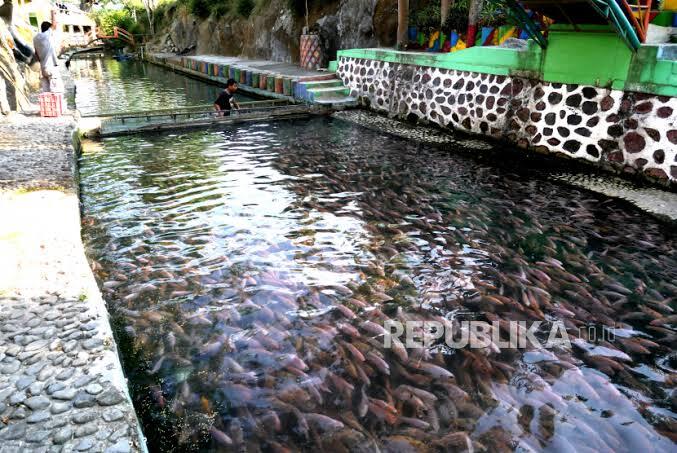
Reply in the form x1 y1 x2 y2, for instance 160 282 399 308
70 57 254 116
77 61 676 452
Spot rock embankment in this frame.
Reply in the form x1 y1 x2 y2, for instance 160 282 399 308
0 19 35 113
150 0 397 67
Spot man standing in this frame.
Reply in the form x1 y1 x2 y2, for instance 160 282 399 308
33 9 63 93
213 79 240 116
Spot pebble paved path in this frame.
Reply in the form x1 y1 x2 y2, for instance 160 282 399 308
0 113 144 452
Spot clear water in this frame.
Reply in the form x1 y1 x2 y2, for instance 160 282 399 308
77 61 677 452
70 58 254 116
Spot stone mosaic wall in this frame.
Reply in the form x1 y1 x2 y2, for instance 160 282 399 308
337 57 677 186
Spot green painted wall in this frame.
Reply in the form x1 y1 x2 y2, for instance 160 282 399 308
337 44 542 78
542 25 632 90
337 25 675 97
625 46 677 97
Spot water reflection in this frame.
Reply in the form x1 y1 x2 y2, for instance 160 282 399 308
69 58 254 116
80 118 676 452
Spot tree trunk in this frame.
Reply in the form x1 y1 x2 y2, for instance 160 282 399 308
397 0 409 50
466 0 483 48
441 0 453 27
144 1 155 36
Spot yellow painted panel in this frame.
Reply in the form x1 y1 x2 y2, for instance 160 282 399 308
662 0 677 11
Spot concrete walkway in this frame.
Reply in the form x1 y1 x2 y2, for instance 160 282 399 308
148 53 356 105
0 113 144 452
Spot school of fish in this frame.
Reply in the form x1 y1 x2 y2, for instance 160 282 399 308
79 118 676 452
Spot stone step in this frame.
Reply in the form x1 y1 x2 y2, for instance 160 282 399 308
301 79 344 90
313 96 358 107
307 86 350 101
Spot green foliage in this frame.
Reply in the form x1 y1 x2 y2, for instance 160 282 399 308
235 0 255 17
94 9 136 35
177 0 233 18
410 0 512 32
188 0 212 18
411 0 442 31
211 1 231 17
287 0 323 17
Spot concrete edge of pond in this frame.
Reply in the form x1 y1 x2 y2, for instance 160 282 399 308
332 110 677 223
71 129 149 453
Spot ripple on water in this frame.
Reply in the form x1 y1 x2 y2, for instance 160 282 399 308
80 117 676 452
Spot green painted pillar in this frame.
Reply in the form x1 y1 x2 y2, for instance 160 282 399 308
282 78 291 95
252 72 260 89
267 74 276 92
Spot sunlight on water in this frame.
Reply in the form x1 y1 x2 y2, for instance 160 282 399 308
70 58 254 116
80 117 676 452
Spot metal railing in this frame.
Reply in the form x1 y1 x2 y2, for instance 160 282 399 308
95 100 317 137
88 99 290 120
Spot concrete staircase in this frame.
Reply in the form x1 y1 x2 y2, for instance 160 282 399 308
295 77 357 106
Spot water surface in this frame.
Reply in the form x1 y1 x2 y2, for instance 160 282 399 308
70 58 253 116
80 118 676 452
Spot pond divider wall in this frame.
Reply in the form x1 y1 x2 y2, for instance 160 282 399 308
144 53 338 103
336 26 677 189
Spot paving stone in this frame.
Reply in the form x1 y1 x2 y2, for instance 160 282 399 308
101 408 124 422
109 427 129 442
24 339 49 352
73 375 95 388
25 395 51 410
0 361 20 374
96 428 113 441
27 410 51 423
17 349 40 361
15 375 36 391
75 438 95 451
50 402 71 414
48 417 68 429
26 430 51 443
9 406 27 419
53 427 73 444
27 361 47 377
9 391 26 405
28 382 44 396
5 345 21 357
52 389 77 400
96 388 125 406
56 368 75 381
82 338 103 350
73 391 96 408
72 411 97 424
0 423 26 440
85 384 103 395
47 383 66 395
104 439 131 453
24 353 45 366
75 424 98 438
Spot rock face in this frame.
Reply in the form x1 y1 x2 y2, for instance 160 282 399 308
0 20 36 112
150 0 397 66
